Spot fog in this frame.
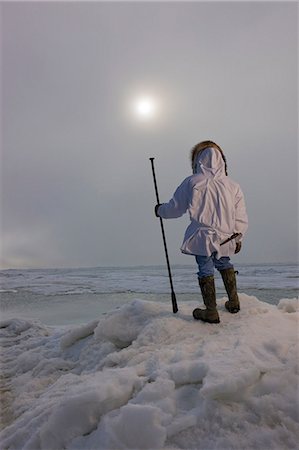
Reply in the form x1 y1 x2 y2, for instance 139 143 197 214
1 2 298 268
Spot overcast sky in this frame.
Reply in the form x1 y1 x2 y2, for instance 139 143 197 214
1 1 298 269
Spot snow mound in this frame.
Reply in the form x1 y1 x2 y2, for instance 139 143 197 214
0 295 298 449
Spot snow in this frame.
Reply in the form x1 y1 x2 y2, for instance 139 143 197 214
0 294 298 449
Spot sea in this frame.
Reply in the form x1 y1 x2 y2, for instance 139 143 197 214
0 263 298 326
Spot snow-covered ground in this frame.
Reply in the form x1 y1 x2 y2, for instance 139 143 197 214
1 294 298 449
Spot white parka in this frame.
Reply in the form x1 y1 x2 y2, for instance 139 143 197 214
157 147 248 258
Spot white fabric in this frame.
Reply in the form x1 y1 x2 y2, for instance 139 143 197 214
157 147 248 257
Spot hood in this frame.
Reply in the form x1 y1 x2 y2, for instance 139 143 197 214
193 147 226 177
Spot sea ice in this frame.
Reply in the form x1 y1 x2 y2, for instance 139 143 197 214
0 295 298 449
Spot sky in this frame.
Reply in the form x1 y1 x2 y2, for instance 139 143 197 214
1 1 298 269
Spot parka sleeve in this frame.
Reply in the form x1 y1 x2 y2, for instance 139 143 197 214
234 185 248 238
157 177 190 219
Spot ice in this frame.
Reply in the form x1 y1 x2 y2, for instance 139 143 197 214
0 294 298 449
1 264 298 296
102 404 168 449
277 297 299 313
0 319 34 335
60 320 99 350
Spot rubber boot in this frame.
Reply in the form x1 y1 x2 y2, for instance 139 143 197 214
220 268 240 313
193 276 220 324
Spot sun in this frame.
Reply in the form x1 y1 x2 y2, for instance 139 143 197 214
134 97 157 120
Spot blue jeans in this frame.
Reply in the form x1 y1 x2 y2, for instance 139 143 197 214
195 253 233 278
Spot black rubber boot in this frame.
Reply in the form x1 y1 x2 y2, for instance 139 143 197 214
220 268 240 313
193 276 220 324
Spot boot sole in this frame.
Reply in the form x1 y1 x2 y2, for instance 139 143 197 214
225 306 240 314
193 309 220 323
201 318 220 324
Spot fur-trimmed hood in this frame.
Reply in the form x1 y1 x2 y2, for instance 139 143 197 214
193 147 226 178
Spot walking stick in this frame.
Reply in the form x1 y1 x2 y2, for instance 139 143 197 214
149 158 178 314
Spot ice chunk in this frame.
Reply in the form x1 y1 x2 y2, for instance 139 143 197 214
277 298 299 313
0 318 33 334
60 319 99 350
166 361 208 386
94 299 167 348
103 404 167 449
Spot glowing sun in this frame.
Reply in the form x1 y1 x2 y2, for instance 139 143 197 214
134 97 157 120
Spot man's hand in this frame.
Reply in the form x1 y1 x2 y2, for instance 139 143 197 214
235 242 242 254
154 204 161 217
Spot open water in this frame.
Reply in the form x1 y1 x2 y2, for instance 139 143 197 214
0 263 298 325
